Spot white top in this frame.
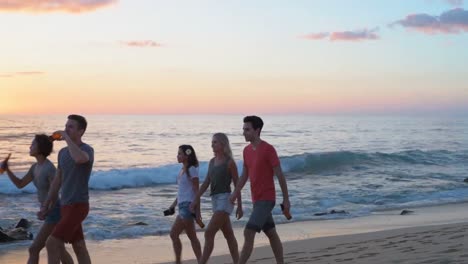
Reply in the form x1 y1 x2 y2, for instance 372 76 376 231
177 166 199 204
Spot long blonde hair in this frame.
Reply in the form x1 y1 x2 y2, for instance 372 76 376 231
213 133 233 159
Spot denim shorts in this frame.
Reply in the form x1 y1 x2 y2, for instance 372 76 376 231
45 202 61 224
246 200 276 233
211 193 234 215
178 201 195 220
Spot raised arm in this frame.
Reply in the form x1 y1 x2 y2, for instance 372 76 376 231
66 138 89 164
5 163 33 189
56 130 89 164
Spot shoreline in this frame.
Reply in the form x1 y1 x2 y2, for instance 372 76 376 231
2 202 468 263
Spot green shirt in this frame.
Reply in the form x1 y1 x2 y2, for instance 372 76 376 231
209 157 232 196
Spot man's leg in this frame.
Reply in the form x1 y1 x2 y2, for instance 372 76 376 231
239 201 275 264
238 228 256 264
51 203 89 263
60 247 75 264
72 239 91 264
265 228 283 264
46 236 66 264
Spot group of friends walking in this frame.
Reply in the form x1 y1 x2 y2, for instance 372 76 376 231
3 114 291 264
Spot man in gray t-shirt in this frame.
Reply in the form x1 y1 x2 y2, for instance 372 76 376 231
58 143 94 205
40 114 94 264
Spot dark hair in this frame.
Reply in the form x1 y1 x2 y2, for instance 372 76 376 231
179 145 199 178
35 134 53 157
68 114 87 133
243 115 264 134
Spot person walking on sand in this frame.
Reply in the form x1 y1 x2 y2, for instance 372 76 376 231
230 115 291 264
3 134 73 264
166 145 202 264
191 133 243 264
39 114 94 264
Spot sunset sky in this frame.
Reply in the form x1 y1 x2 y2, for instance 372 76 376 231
0 0 467 115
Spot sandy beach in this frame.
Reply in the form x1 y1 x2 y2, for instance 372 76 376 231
181 222 468 264
1 202 468 263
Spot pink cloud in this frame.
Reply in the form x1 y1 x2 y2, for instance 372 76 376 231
121 40 163 48
0 0 117 13
445 0 464 6
330 28 379 41
16 71 44 75
425 0 464 7
0 71 44 77
300 32 329 40
392 8 468 34
301 28 379 42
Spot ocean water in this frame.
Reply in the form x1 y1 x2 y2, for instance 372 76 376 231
0 114 467 246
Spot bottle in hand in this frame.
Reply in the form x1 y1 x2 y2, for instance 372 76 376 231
49 132 62 141
280 203 292 220
163 207 204 228
193 214 205 229
163 207 175 216
0 153 11 174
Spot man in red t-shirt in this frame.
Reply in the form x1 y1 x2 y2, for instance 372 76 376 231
230 115 291 264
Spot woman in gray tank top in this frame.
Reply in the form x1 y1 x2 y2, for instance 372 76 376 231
4 134 73 264
191 133 244 264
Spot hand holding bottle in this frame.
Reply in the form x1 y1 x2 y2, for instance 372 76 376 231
194 213 205 229
49 131 65 141
0 153 11 174
280 201 292 220
236 205 243 220
163 207 175 216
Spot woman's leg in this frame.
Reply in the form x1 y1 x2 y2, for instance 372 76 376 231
170 216 185 264
27 221 74 264
199 212 229 264
183 218 202 262
220 217 239 264
27 222 54 264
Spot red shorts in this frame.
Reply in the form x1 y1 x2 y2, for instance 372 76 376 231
52 203 89 243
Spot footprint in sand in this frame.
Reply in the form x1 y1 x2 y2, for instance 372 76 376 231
334 257 355 262
285 251 305 256
449 234 464 239
400 247 415 253
439 248 460 254
357 252 379 259
420 258 454 264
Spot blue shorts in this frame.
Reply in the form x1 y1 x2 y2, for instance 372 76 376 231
211 193 234 215
178 201 195 220
45 202 61 224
